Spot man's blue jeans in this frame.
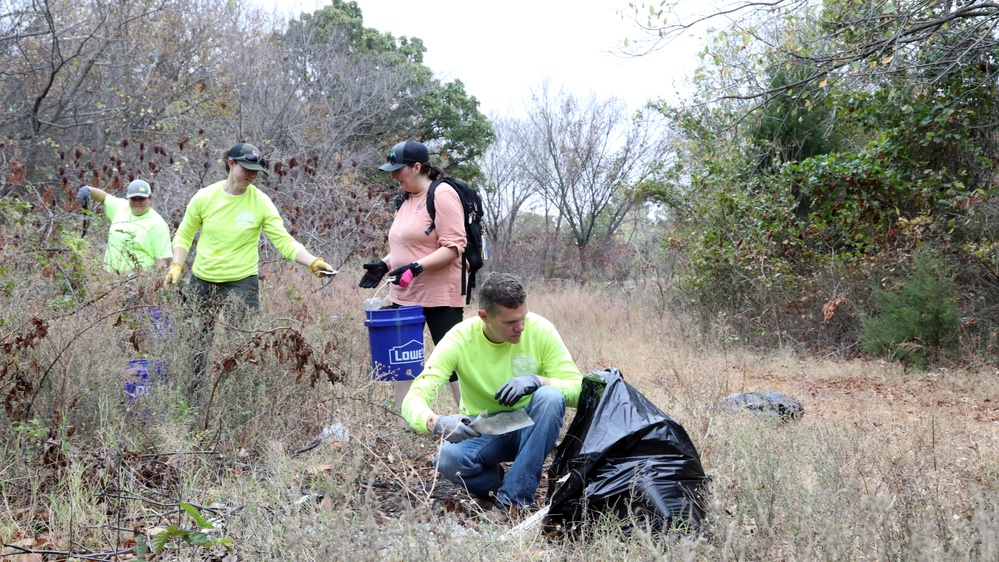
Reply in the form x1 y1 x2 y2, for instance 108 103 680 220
435 386 566 507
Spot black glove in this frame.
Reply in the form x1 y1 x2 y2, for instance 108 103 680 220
433 414 480 444
494 375 542 407
76 186 92 206
358 260 388 288
388 262 423 288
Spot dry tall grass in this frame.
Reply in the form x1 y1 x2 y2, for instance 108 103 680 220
2 245 997 560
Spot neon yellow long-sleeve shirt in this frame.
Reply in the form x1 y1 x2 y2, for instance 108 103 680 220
171 181 304 283
401 312 583 433
102 195 172 273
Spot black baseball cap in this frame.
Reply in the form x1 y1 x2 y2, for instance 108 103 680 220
379 140 429 172
227 143 268 174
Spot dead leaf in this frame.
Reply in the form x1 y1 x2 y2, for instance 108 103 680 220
267 440 288 455
822 293 848 322
34 532 65 549
305 464 332 476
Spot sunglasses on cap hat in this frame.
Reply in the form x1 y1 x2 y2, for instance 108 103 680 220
227 143 269 174
379 140 429 171
231 153 268 175
385 153 411 165
233 153 264 165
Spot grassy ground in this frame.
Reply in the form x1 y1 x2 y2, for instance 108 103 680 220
1 261 997 561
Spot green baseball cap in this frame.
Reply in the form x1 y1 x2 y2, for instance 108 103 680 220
227 143 268 174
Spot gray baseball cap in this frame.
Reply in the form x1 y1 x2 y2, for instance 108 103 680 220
126 180 152 198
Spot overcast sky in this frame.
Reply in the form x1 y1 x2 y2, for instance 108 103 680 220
258 0 701 117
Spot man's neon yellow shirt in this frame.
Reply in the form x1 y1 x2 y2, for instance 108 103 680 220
172 181 304 282
103 195 172 273
401 312 583 433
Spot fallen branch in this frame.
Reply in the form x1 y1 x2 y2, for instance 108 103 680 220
1 543 135 561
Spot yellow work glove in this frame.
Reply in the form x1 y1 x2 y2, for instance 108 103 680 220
308 257 336 277
164 262 184 285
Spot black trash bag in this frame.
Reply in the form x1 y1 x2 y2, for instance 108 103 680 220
543 368 710 538
718 391 804 422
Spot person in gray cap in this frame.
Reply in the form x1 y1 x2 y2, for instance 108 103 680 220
76 179 172 273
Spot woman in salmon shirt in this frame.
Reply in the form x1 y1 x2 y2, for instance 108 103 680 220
360 140 465 417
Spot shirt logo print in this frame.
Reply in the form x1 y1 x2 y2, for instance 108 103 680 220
235 211 254 227
512 357 536 377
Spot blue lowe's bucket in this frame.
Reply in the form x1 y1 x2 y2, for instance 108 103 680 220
143 307 174 342
124 358 167 402
364 306 425 381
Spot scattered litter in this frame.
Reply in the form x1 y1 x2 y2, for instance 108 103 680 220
291 422 350 457
716 391 805 422
296 493 329 507
319 422 350 443
502 505 550 539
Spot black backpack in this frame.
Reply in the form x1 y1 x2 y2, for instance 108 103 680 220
395 177 486 304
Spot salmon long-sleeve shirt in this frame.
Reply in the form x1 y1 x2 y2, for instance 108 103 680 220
386 183 466 308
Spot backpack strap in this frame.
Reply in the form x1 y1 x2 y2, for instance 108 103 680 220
425 177 469 298
424 178 444 235
394 192 407 211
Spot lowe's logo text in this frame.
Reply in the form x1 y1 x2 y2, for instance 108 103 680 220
390 339 424 365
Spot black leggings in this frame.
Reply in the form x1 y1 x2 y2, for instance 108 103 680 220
421 306 464 382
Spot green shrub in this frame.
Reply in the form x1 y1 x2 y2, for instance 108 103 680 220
861 249 960 369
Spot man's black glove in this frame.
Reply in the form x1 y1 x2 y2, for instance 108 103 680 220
76 186 92 207
388 262 423 288
433 414 480 444
358 260 388 288
494 375 542 406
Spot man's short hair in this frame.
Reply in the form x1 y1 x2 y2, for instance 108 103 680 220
478 273 526 315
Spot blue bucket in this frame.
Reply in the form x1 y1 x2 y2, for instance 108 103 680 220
125 359 167 401
364 306 425 381
142 307 174 342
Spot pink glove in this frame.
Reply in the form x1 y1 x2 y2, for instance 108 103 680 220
388 262 423 288
398 269 415 287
